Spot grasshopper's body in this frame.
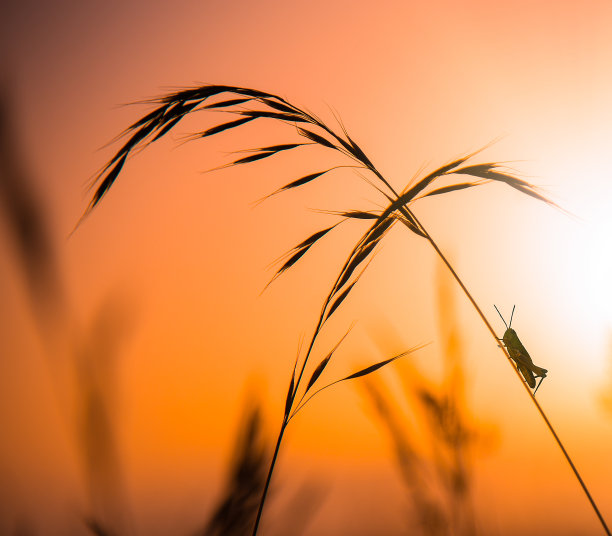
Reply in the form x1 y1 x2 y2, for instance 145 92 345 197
501 327 548 389
495 306 548 393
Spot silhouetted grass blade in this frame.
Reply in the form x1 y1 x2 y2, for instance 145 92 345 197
297 128 337 150
398 155 472 205
155 85 226 103
107 105 167 148
344 132 374 169
285 357 298 419
452 163 497 177
306 355 332 394
332 219 392 295
265 170 331 198
454 164 557 206
239 110 308 123
366 215 394 244
338 210 379 220
291 346 424 420
110 116 159 159
150 114 184 142
151 100 201 141
324 281 356 321
201 116 257 137
88 153 128 212
255 143 304 153
294 225 337 250
341 349 417 381
511 183 554 204
392 212 427 238
155 84 274 105
232 152 276 165
203 98 252 109
268 225 338 286
278 248 310 274
455 165 530 186
316 218 393 329
333 247 369 297
305 328 353 393
231 144 304 166
260 98 300 115
421 182 482 197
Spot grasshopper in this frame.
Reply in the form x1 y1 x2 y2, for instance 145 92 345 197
494 305 548 395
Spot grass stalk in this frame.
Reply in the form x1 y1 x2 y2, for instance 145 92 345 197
330 146 611 535
249 305 327 534
400 208 612 536
81 83 610 535
251 421 287 535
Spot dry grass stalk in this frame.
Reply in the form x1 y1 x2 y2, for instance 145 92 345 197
81 83 609 536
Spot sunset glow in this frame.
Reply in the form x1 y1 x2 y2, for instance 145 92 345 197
3 2 612 535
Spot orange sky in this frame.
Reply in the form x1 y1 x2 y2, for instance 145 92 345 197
3 1 612 535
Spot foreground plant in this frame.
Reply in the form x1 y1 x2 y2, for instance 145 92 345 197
81 84 610 535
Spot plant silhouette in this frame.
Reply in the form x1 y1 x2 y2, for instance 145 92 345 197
81 84 610 536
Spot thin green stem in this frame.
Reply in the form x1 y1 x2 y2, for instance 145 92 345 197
401 208 611 536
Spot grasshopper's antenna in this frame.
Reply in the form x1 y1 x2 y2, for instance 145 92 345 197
494 304 508 330
509 305 516 329
533 376 545 395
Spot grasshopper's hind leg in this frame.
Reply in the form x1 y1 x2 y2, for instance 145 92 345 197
533 376 545 395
